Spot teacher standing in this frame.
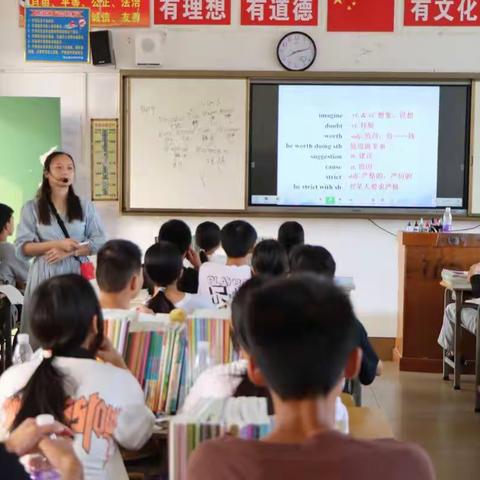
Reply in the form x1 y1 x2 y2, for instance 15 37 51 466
15 151 106 346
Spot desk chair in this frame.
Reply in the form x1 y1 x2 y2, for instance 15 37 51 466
442 300 480 412
344 378 362 406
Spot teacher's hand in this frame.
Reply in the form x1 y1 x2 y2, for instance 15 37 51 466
57 239 79 253
45 248 70 264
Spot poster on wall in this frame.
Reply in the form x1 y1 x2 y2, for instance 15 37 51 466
327 0 395 32
240 0 318 26
26 7 90 62
404 0 480 26
91 119 119 201
154 0 231 25
19 0 150 28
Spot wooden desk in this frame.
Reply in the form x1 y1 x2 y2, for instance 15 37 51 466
440 280 480 412
440 280 472 389
395 232 480 372
139 407 394 478
347 407 394 439
152 407 394 441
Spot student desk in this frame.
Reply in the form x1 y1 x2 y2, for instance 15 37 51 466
125 407 394 477
151 406 394 440
440 280 480 412
440 279 472 389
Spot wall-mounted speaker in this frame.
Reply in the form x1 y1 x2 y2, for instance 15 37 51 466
135 32 166 67
90 30 114 66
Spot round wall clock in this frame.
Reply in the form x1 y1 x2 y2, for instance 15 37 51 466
277 32 317 71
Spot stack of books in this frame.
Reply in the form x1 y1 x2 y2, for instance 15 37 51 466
169 397 272 480
104 318 187 415
186 310 239 386
441 269 471 289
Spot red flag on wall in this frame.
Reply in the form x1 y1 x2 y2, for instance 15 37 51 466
327 0 395 32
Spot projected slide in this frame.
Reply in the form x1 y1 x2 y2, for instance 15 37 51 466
276 85 440 207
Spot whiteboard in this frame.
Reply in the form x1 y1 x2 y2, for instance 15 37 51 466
126 77 247 211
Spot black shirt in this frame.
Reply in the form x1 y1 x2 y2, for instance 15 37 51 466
0 443 29 480
356 320 379 386
178 267 199 294
471 274 480 298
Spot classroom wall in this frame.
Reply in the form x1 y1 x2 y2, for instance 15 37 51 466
2 0 480 338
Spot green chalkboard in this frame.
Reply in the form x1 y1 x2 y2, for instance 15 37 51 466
0 97 61 225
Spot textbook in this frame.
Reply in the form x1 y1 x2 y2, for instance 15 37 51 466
186 310 239 387
104 318 186 415
169 397 272 480
104 309 238 414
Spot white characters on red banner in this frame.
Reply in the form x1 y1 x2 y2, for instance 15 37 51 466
293 0 314 21
160 0 226 21
245 0 313 23
410 0 478 23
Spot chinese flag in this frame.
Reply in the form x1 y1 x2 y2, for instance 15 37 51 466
327 0 395 32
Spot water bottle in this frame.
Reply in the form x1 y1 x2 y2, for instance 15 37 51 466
442 207 453 232
12 334 33 365
192 341 214 383
22 415 61 480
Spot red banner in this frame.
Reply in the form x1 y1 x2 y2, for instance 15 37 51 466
404 0 480 26
327 0 394 32
19 0 150 28
240 0 318 26
154 0 231 25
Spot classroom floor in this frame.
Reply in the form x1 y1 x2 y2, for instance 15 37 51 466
363 362 480 480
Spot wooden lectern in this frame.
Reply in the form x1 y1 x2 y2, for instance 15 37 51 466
395 232 480 372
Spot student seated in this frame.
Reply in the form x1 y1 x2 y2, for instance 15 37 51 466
251 239 288 277
438 262 480 354
195 221 222 264
96 239 155 321
198 220 257 306
277 220 305 256
0 261 15 286
158 219 201 294
188 275 435 480
0 274 155 480
0 204 29 290
144 241 213 314
289 244 383 385
182 277 272 413
182 277 348 429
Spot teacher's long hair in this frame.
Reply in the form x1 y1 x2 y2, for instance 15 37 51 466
11 274 104 430
37 151 83 225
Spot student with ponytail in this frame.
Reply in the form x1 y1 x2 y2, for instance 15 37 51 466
195 221 221 264
14 152 106 347
145 241 213 314
0 274 155 480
